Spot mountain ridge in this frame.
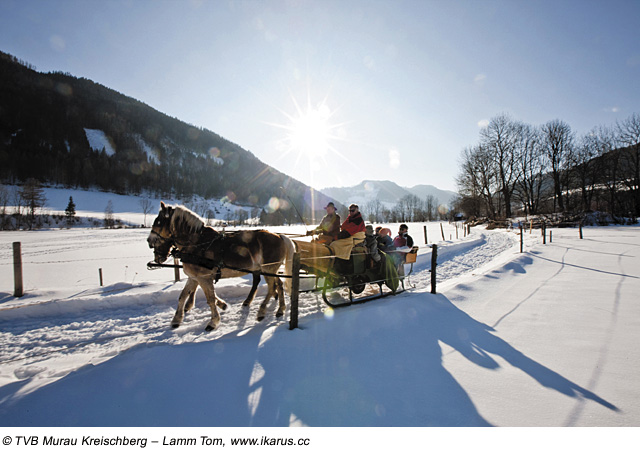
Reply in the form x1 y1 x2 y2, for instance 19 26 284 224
321 180 456 209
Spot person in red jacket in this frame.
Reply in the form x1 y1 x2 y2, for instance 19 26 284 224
337 204 365 239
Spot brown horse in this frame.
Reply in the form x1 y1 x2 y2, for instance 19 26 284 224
147 202 294 331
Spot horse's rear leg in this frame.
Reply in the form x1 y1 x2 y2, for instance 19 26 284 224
242 271 261 307
256 276 275 321
200 281 221 332
257 276 285 321
172 278 198 328
184 291 196 314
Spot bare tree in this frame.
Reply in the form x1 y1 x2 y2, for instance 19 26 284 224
19 179 47 230
139 197 153 227
541 119 574 212
457 144 499 219
364 198 383 223
572 127 611 212
617 113 640 215
480 114 522 217
104 200 115 228
514 124 545 216
597 126 622 215
0 185 10 230
425 195 437 221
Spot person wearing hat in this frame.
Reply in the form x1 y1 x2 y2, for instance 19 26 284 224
306 202 341 244
376 227 395 252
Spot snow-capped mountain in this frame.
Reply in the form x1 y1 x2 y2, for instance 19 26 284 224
321 180 456 209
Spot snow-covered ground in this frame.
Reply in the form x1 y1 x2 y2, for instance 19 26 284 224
1 209 639 440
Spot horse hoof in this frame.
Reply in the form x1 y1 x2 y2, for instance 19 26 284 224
256 315 265 322
218 303 228 311
205 324 215 332
276 311 284 318
171 323 181 329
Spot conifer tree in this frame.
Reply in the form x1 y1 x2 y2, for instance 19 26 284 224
65 196 76 226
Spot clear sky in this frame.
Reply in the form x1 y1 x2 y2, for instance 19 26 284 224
1 0 639 192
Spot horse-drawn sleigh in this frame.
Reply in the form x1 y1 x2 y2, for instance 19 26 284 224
147 202 418 331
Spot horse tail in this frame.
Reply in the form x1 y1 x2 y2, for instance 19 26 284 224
280 234 296 295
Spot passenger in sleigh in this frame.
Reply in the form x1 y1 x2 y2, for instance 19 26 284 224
306 202 340 244
329 203 366 260
364 224 382 268
391 224 416 276
375 226 395 252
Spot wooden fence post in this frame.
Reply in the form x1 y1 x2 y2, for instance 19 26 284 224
289 252 301 330
13 242 23 297
520 225 524 253
430 244 437 294
99 268 103 287
174 257 181 282
440 223 445 241
550 230 553 243
542 224 546 245
579 223 583 239
423 225 428 244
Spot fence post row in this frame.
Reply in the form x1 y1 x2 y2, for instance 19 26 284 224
13 242 23 298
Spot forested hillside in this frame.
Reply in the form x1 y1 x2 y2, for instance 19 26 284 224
0 51 335 224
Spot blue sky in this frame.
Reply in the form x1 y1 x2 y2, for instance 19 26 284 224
1 0 639 192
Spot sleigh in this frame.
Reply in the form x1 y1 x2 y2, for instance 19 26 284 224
293 239 419 308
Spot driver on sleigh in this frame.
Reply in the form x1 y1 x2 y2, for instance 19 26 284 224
306 202 341 244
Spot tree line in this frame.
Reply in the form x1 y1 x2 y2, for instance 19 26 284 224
360 194 449 224
456 113 640 220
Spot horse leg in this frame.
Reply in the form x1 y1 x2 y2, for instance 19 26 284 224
257 276 276 322
274 278 287 317
184 291 196 314
200 279 221 332
242 271 261 307
171 277 198 328
216 292 228 311
275 277 286 317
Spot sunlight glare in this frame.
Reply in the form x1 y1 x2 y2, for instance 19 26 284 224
288 103 332 159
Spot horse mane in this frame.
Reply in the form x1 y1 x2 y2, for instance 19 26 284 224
170 205 206 236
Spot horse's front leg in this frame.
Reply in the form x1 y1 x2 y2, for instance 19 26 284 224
257 276 274 321
200 280 221 332
275 277 286 317
172 278 198 328
242 271 261 307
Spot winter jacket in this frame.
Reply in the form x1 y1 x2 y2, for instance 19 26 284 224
393 232 414 248
337 211 365 239
313 213 341 240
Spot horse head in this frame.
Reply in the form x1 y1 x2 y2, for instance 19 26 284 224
147 201 175 263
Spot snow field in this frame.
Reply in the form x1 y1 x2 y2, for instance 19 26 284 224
1 221 638 430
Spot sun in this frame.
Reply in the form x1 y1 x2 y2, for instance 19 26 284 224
288 103 332 159
268 93 346 167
